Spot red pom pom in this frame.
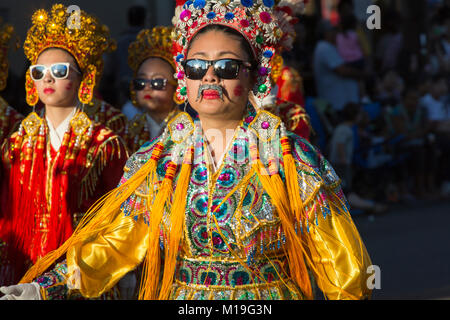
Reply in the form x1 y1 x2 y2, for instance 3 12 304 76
176 0 188 7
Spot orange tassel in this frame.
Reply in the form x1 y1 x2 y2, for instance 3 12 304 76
158 146 194 299
139 161 178 300
280 134 305 223
248 133 313 300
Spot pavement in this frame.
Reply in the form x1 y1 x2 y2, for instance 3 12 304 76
352 198 450 300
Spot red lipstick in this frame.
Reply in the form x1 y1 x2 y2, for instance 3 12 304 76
144 94 152 100
202 89 220 100
43 88 55 94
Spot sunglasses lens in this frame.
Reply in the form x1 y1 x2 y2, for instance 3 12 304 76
184 60 207 80
30 66 45 80
51 64 69 79
150 79 166 90
214 59 240 79
133 79 146 91
184 59 242 80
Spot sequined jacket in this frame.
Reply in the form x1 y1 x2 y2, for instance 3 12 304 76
32 109 372 300
0 110 128 285
124 109 179 154
84 98 128 140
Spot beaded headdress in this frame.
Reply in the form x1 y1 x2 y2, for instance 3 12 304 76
172 0 301 103
0 19 19 91
270 0 306 83
128 26 176 75
23 3 116 105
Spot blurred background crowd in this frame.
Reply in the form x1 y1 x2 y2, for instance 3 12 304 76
1 0 450 214
286 0 450 213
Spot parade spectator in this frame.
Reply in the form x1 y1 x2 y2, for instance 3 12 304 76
420 75 450 197
336 14 366 70
313 20 365 112
328 102 386 213
375 69 405 107
375 11 404 73
384 86 431 199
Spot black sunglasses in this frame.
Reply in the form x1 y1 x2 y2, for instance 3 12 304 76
132 78 171 91
182 58 252 80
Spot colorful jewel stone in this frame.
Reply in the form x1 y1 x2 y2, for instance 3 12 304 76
180 86 187 96
180 10 192 22
255 35 263 44
241 0 253 7
261 121 270 129
176 53 184 62
240 19 250 28
258 67 268 76
225 12 234 20
206 11 216 19
263 0 275 7
184 0 193 8
176 123 185 130
263 50 273 58
259 12 272 24
193 0 206 9
177 71 185 79
258 84 267 93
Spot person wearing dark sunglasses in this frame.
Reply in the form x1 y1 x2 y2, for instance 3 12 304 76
2 1 371 302
125 26 180 153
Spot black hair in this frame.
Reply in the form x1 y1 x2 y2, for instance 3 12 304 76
39 47 82 74
187 24 257 70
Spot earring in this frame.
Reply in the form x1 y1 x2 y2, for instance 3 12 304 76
25 72 39 106
78 65 96 105
173 91 184 105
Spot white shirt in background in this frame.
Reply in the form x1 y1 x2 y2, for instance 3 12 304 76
420 93 449 121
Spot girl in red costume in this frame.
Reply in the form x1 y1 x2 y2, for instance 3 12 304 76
0 4 128 286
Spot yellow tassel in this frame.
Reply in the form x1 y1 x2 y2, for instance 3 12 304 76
277 131 368 300
157 146 194 299
139 161 178 300
248 135 313 300
20 140 166 284
280 136 305 223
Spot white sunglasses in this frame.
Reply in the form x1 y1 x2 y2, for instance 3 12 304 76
29 63 81 81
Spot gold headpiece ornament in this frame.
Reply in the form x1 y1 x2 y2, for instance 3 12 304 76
23 3 116 105
0 18 19 91
128 26 176 75
128 26 180 106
